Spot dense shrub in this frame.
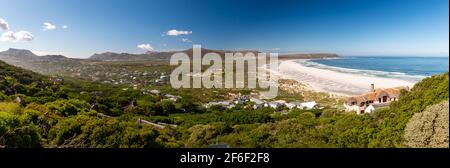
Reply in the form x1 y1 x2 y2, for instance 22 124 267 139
404 100 449 148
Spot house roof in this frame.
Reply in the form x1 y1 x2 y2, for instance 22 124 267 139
347 86 407 105
364 92 377 100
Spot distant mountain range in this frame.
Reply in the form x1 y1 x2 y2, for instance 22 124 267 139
1 48 338 62
0 48 78 62
0 48 81 74
0 48 338 74
87 48 256 61
87 48 338 61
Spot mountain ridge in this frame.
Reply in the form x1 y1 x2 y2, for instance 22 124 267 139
1 48 339 62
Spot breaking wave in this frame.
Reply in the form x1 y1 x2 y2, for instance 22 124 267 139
294 59 427 82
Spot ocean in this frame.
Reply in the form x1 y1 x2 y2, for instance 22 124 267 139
297 56 449 82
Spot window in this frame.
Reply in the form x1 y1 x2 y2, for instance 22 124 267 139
382 96 388 102
360 102 365 107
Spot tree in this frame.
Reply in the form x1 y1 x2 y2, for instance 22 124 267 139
0 112 42 148
404 100 449 148
45 99 91 116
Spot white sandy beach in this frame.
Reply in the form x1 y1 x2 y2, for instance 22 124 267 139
276 60 416 96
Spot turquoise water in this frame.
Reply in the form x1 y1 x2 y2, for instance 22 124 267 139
299 56 449 82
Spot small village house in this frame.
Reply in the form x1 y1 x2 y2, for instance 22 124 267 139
250 97 265 109
298 101 318 110
344 84 408 114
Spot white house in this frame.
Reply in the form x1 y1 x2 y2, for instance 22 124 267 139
204 101 235 109
268 101 282 109
149 90 161 95
285 102 297 109
165 94 182 102
250 98 265 109
364 104 375 114
298 101 317 110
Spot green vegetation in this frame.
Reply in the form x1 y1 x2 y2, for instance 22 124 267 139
404 100 449 148
0 60 448 148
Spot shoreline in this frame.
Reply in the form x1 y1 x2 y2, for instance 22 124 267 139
276 59 416 96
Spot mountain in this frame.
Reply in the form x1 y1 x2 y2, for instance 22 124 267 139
145 48 338 60
39 55 72 61
87 48 261 61
88 52 148 61
0 48 81 74
0 48 74 61
0 48 37 59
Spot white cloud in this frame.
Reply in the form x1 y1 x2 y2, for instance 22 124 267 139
42 22 56 31
0 18 9 30
1 30 34 42
1 31 15 41
137 43 154 51
15 31 34 41
0 19 33 42
181 38 192 43
62 25 68 29
166 29 192 36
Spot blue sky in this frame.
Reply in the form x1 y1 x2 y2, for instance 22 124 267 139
0 0 448 58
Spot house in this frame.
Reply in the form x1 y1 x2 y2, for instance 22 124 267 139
275 100 286 104
149 89 161 95
14 97 22 104
267 101 282 109
204 101 233 109
155 75 169 85
299 101 317 110
233 94 249 105
250 98 265 109
285 102 297 109
227 104 236 109
287 101 317 110
344 84 408 114
160 75 169 82
203 101 230 108
90 102 99 111
165 94 182 101
364 104 375 113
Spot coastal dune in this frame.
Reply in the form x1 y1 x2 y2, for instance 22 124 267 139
277 60 416 96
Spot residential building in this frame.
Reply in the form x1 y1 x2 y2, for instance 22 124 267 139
344 84 408 114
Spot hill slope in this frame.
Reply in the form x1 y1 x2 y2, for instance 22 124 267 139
0 48 81 74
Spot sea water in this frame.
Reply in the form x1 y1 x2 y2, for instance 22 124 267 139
298 56 449 82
